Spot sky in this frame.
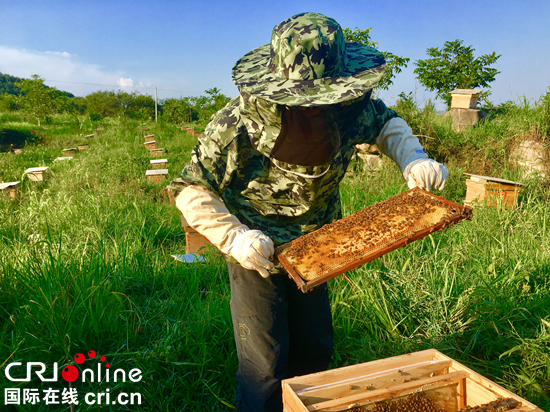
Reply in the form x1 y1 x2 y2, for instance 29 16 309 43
1 0 549 110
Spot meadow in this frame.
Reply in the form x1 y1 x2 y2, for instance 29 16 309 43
0 97 549 411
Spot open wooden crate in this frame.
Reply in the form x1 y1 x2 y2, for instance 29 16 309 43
282 349 542 412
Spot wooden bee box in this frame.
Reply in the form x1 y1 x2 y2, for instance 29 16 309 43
144 141 156 150
78 144 89 151
0 181 20 201
464 174 523 209
25 167 49 182
150 158 168 169
282 349 542 412
150 148 164 157
146 169 168 182
180 215 212 254
85 134 94 138
144 134 155 142
450 89 483 109
62 148 77 156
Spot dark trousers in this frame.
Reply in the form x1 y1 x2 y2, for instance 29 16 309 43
228 262 334 412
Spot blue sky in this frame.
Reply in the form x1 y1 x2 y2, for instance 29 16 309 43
1 0 549 110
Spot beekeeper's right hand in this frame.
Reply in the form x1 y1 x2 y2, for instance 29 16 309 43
175 185 274 278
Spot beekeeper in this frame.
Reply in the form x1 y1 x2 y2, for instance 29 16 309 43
170 12 447 412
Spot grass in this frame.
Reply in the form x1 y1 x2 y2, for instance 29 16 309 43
1 104 550 411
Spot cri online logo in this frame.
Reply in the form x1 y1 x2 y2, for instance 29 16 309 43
62 350 108 382
4 350 141 383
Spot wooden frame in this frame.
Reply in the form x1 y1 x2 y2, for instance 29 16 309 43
282 349 543 412
277 190 471 293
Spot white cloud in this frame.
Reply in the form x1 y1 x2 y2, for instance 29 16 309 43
0 45 143 96
117 77 134 87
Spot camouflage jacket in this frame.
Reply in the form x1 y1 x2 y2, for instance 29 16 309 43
170 93 398 249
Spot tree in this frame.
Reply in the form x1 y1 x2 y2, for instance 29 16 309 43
343 27 410 91
414 39 501 109
15 75 56 125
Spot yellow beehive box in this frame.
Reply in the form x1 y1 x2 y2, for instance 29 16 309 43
0 181 21 201
150 148 164 157
180 215 212 254
464 173 523 209
150 158 168 169
25 167 49 182
450 89 483 109
282 349 542 412
62 148 77 156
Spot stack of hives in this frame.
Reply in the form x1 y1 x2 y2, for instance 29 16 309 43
144 134 168 181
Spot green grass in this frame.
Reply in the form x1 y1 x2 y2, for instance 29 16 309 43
1 108 549 411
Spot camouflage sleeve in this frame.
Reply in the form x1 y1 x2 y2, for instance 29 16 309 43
169 98 242 198
349 98 400 145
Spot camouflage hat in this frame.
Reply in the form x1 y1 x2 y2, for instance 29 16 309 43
231 12 386 107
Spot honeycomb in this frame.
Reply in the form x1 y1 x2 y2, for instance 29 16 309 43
277 188 472 282
345 394 519 412
458 398 520 412
346 392 445 412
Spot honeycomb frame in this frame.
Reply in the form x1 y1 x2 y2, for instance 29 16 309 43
276 188 473 293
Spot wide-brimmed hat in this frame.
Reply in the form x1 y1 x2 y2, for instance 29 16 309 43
231 12 386 107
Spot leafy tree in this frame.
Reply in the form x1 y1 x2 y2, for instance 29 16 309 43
161 97 194 124
343 27 410 91
193 88 231 125
414 39 501 108
0 93 19 111
15 75 56 125
84 90 121 118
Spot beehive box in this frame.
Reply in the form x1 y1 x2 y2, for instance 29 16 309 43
450 89 483 109
85 134 94 138
78 144 89 151
150 158 168 169
144 134 155 142
25 167 49 182
146 169 168 182
0 181 20 201
150 148 164 157
144 141 156 150
180 215 212 254
62 148 77 156
276 188 472 293
464 174 523 209
54 156 73 161
282 349 542 412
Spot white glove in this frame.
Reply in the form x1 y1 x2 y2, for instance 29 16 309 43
223 227 275 278
405 159 448 191
376 117 448 191
175 185 275 277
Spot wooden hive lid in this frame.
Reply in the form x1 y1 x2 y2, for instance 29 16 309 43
145 169 169 175
450 89 483 95
0 181 20 190
464 173 524 186
25 166 49 173
150 159 168 164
